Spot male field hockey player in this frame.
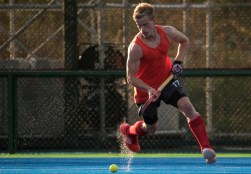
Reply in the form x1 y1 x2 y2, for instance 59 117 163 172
120 2 216 164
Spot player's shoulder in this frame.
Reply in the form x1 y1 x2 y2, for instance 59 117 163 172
128 42 142 54
128 39 142 59
129 35 142 51
159 25 178 34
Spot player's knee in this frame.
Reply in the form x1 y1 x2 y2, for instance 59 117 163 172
145 123 157 134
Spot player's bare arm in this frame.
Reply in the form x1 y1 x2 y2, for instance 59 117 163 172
163 26 190 62
127 43 160 99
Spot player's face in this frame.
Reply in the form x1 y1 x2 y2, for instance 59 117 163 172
135 16 155 38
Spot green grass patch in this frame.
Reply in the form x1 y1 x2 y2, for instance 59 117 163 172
0 153 251 158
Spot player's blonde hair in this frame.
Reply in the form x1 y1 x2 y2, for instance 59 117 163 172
133 3 155 21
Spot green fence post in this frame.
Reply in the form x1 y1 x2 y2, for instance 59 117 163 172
64 0 78 69
7 74 16 154
63 0 79 145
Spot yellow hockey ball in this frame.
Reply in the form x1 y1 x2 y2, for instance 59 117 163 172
109 164 118 173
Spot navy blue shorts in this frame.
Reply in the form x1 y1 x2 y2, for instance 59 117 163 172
137 79 187 125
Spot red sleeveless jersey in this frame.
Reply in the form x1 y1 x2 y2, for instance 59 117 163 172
132 25 172 103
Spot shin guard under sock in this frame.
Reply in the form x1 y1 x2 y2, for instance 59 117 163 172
188 115 211 151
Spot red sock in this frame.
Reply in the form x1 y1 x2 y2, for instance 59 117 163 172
128 120 146 136
188 115 211 151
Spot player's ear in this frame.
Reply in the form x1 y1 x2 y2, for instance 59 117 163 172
150 16 154 21
150 17 155 24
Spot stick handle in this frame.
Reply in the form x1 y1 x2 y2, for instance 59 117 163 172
139 74 174 115
157 73 174 92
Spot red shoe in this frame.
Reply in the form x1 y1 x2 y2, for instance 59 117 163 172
202 148 216 164
120 123 140 153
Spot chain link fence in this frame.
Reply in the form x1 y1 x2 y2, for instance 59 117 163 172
0 0 251 153
1 73 250 153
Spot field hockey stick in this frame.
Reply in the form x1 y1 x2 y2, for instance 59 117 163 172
139 73 174 115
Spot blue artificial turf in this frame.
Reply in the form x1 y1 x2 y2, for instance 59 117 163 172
0 157 250 174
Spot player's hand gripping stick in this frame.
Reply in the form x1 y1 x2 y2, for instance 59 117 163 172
171 60 183 79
